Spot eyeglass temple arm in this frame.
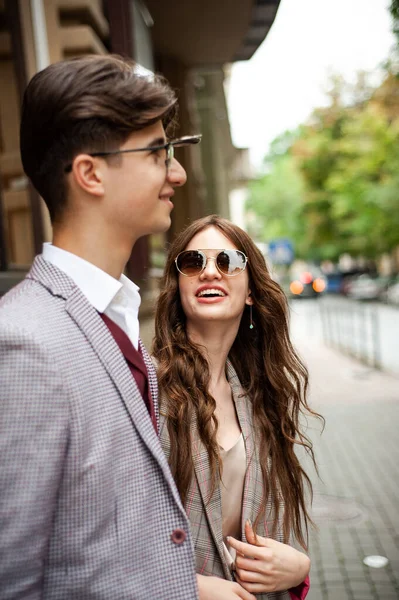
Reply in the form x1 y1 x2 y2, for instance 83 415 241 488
171 134 202 147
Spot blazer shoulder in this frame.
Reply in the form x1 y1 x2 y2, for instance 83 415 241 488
1 276 54 321
0 276 38 310
0 277 67 336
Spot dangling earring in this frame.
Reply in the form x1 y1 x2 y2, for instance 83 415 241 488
249 304 254 330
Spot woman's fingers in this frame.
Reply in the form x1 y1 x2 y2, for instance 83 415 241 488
235 576 273 595
230 531 311 592
235 567 265 583
227 536 264 560
235 554 271 574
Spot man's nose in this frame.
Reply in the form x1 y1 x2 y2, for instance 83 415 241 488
167 157 187 187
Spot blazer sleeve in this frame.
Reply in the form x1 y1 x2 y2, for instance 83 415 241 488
289 575 310 600
0 325 69 598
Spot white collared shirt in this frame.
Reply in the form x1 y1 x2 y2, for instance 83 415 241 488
42 243 141 349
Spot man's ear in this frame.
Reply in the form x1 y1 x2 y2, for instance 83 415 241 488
70 154 105 197
245 290 254 306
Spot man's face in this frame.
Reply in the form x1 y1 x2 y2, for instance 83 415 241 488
101 120 187 240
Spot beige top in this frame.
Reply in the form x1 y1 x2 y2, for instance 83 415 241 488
219 434 246 568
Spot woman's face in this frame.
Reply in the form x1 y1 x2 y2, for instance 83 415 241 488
177 226 253 329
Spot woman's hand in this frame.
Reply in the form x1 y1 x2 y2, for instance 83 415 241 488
226 521 310 594
197 574 256 600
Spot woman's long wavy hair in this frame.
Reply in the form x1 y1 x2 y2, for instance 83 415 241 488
153 215 323 549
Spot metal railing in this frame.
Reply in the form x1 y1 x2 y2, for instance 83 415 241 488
319 297 381 369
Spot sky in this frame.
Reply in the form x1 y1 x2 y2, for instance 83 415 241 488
227 0 396 168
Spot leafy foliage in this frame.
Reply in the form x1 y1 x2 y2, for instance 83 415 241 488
391 0 399 45
246 67 399 262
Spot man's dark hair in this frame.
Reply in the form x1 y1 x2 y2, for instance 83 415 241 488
20 54 178 222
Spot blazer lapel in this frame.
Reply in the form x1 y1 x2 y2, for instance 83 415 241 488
191 362 256 580
191 421 227 575
226 361 256 543
28 256 185 512
64 292 178 481
140 341 160 432
227 361 277 543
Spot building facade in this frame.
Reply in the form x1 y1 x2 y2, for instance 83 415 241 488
0 0 280 301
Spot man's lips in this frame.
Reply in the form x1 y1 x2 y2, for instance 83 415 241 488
159 191 175 200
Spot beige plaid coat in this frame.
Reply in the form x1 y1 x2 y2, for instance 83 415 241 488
159 360 291 600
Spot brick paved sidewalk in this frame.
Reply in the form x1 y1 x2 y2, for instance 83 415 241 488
296 340 399 600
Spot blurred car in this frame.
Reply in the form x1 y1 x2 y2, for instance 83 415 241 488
340 269 371 296
386 277 399 306
324 272 343 294
347 274 385 301
340 274 357 296
289 270 326 299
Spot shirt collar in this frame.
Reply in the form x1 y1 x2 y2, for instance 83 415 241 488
42 243 140 313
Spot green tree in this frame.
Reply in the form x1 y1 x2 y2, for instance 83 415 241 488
246 144 308 258
293 71 399 260
247 68 399 263
391 0 399 46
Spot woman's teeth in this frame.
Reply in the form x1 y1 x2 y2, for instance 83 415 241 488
197 289 226 298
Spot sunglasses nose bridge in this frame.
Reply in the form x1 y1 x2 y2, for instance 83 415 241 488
200 255 222 278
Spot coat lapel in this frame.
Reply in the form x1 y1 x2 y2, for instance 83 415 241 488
191 423 228 577
140 341 160 432
157 386 229 577
27 256 185 512
226 366 291 599
227 361 278 543
226 361 257 543
191 361 257 579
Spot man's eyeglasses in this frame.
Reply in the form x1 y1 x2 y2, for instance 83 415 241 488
64 134 202 173
175 249 248 277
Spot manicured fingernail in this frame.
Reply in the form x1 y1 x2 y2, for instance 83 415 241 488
246 519 252 528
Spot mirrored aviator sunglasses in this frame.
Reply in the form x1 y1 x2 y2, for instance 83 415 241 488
175 249 248 277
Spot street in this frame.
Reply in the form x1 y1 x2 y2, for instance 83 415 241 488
290 297 399 376
290 299 399 600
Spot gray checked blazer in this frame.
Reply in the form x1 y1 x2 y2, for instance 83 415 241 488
0 256 198 600
159 361 291 600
